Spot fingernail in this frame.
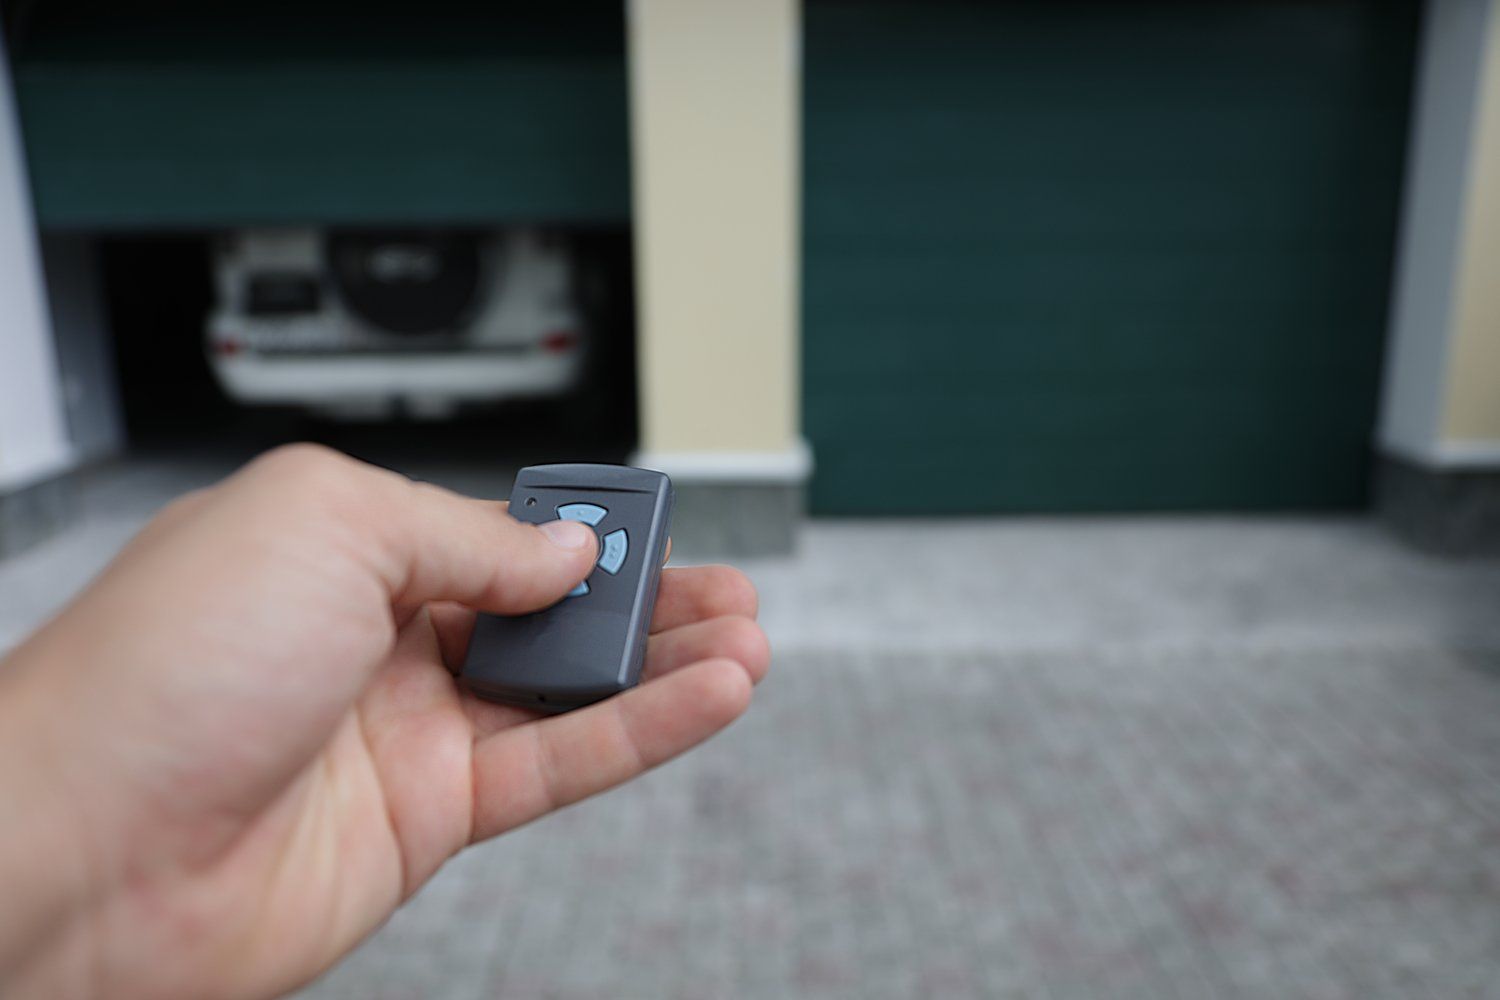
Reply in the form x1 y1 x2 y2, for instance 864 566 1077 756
539 519 595 550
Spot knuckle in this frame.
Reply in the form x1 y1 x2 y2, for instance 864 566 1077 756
243 443 377 523
235 446 402 542
249 442 352 484
156 487 212 524
133 487 215 545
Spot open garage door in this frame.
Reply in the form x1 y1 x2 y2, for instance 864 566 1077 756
9 1 630 228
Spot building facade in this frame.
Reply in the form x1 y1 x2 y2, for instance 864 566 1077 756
2 0 1499 554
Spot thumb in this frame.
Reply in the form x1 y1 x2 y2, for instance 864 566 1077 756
238 446 601 614
372 481 600 613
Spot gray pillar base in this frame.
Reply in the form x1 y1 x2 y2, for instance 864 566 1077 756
631 443 811 559
1375 454 1500 556
0 471 77 559
669 479 803 559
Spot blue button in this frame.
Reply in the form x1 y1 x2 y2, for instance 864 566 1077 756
567 580 590 598
556 503 607 526
599 528 628 575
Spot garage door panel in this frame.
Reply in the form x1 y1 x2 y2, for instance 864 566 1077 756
806 246 1386 305
809 386 1374 514
803 0 1415 513
13 2 631 228
808 165 1397 242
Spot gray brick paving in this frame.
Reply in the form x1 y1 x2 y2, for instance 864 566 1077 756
295 645 1500 1000
4 459 1500 998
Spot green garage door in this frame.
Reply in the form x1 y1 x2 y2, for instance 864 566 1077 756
803 0 1417 514
10 1 629 229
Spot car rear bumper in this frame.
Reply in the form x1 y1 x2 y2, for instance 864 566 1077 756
210 350 582 406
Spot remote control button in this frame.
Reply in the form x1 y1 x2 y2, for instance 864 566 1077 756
556 503 607 526
599 528 628 574
567 580 590 598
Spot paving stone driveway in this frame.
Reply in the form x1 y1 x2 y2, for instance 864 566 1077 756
3 461 1499 998
301 643 1500 1000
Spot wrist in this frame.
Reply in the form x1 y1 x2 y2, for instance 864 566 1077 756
0 650 99 984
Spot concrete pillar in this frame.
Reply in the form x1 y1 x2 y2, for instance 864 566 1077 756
0 35 74 556
626 0 809 555
1377 0 1500 552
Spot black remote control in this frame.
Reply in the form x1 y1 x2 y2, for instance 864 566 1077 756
460 464 674 712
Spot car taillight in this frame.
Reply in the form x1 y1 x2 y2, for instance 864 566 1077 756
541 330 579 354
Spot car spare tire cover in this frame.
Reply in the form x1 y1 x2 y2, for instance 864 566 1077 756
327 230 485 335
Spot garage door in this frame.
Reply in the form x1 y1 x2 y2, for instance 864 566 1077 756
803 0 1418 514
11 1 629 228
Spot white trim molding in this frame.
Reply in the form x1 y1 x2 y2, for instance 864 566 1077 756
630 438 813 483
1384 438 1500 470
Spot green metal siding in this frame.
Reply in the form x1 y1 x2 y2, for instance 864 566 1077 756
10 3 630 228
803 0 1418 514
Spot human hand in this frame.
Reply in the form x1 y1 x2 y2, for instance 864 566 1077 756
0 445 768 999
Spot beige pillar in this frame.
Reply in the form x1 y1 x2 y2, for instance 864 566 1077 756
627 0 807 477
1443 0 1500 456
625 0 807 553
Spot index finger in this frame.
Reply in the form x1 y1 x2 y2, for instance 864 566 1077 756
428 564 760 668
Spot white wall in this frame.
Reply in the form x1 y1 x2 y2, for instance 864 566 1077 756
41 235 123 463
0 34 72 492
1380 0 1500 467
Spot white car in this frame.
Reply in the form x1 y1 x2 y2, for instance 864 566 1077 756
206 227 587 420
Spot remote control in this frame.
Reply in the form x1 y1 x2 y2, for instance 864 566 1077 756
460 464 674 712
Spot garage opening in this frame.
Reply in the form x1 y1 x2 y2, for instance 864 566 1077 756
11 0 637 473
